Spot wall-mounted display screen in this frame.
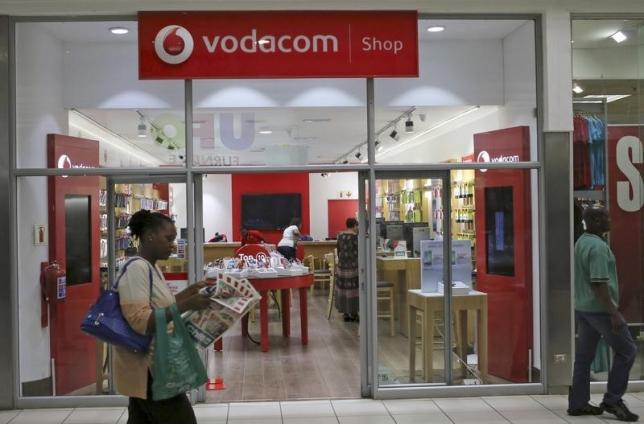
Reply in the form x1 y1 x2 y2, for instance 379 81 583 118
242 193 301 230
64 195 91 285
485 186 515 276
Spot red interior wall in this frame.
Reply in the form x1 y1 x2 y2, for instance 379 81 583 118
328 199 359 239
231 173 310 245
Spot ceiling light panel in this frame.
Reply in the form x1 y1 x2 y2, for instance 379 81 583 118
610 31 627 43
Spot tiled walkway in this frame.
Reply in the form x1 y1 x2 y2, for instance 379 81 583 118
2 393 644 423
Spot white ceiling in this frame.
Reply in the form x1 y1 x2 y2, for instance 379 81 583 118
572 19 644 48
77 105 476 164
37 19 526 44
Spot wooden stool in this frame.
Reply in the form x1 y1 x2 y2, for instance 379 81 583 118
324 252 336 320
377 281 395 336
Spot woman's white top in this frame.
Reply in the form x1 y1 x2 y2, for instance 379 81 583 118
278 225 300 248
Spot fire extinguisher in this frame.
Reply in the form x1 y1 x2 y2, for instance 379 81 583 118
40 260 66 328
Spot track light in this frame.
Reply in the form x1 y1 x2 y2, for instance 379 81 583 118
137 116 147 138
342 159 349 164
418 113 427 122
355 150 362 159
405 116 414 133
389 129 399 141
572 83 584 94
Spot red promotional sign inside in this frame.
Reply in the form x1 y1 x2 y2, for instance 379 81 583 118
138 11 419 79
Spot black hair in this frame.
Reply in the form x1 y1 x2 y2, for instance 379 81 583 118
128 209 174 239
346 217 358 229
582 205 607 225
290 217 301 227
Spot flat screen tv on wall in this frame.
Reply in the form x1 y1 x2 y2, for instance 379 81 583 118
242 193 302 230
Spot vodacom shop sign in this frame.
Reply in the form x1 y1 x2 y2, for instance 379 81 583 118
138 11 418 79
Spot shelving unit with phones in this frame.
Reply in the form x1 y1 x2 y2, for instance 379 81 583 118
99 183 169 270
450 169 476 270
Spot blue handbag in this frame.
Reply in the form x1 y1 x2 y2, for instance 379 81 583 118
80 257 154 353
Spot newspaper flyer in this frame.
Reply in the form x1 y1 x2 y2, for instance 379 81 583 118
183 272 261 348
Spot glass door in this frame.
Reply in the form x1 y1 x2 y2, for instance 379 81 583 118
366 170 454 389
104 175 189 395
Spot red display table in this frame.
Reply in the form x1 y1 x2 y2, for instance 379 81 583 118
214 273 314 352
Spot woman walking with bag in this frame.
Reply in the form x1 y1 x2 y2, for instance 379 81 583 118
114 210 211 424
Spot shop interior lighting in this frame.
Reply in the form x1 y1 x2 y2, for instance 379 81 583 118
405 115 414 133
69 109 162 166
109 27 129 35
258 38 270 45
418 113 427 122
572 84 584 94
427 26 446 33
389 128 399 141
583 94 631 103
377 105 481 160
258 129 273 135
355 150 362 160
136 111 147 137
610 31 627 43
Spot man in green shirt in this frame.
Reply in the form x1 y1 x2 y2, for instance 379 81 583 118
568 206 638 422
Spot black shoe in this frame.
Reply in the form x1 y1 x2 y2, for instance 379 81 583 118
567 403 603 416
601 400 639 422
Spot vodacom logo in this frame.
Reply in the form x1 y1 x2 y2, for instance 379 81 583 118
154 25 194 64
477 150 491 173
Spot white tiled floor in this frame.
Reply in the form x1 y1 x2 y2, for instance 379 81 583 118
3 393 644 423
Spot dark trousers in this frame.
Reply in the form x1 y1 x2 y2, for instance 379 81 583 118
277 245 296 261
127 373 197 424
569 310 637 409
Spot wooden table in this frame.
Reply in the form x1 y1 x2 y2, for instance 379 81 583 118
299 241 337 263
376 257 420 336
203 242 241 263
408 289 488 383
215 274 314 353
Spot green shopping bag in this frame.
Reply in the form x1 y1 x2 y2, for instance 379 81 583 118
151 304 208 401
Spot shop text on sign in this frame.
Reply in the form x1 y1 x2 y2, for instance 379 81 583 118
139 11 418 79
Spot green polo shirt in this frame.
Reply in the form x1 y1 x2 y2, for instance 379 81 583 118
574 232 619 312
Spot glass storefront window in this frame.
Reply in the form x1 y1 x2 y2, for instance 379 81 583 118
374 169 540 386
572 19 644 382
15 21 185 169
374 19 537 165
17 175 186 396
192 80 367 167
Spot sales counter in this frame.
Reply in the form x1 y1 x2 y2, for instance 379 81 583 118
204 242 241 263
299 240 337 263
376 256 420 336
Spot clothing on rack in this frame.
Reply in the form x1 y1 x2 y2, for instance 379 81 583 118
572 113 606 190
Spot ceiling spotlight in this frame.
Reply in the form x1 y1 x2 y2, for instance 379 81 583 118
610 31 627 43
342 159 349 164
377 144 384 152
389 129 399 141
355 151 362 159
109 27 129 35
405 117 414 133
258 129 273 135
427 26 445 33
418 113 427 122
572 83 584 94
321 173 328 177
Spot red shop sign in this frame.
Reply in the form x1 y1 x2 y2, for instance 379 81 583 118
138 11 419 79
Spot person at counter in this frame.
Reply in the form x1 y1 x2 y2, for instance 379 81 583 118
335 218 360 322
277 217 301 261
241 226 265 246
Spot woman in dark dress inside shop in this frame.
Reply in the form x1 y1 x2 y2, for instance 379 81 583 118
335 217 360 322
